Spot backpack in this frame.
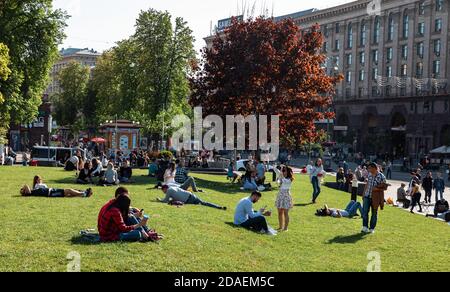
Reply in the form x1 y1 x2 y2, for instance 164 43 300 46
434 199 449 216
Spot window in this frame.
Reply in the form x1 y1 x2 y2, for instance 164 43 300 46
400 88 407 97
386 66 392 78
323 25 329 37
416 62 424 77
434 39 441 55
417 42 424 58
435 19 442 32
418 22 425 35
346 54 353 66
373 17 381 43
419 1 426 15
386 86 392 97
358 87 364 98
347 23 353 49
359 52 365 64
387 47 393 61
433 60 441 77
334 56 340 67
400 64 408 77
372 86 380 97
346 71 352 83
388 16 394 41
436 0 443 11
335 39 340 50
359 70 365 81
372 49 379 64
323 42 328 53
335 23 340 33
360 22 367 46
401 45 408 60
403 12 409 38
372 67 379 80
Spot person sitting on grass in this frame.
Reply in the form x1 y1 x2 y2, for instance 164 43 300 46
242 171 258 191
255 157 266 186
98 188 161 242
20 184 92 198
227 161 241 184
65 150 83 172
157 185 226 210
316 201 363 218
148 158 158 177
77 161 93 184
234 191 276 235
99 162 119 186
90 158 104 179
175 159 202 192
118 160 133 183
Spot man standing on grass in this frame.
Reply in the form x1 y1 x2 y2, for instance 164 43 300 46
361 162 387 234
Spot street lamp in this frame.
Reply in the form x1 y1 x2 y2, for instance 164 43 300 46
47 114 53 166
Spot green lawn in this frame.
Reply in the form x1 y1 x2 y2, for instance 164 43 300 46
0 166 448 272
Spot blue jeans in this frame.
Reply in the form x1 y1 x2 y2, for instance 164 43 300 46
362 197 378 230
311 176 321 202
119 215 148 241
436 189 444 202
186 194 223 210
345 201 362 217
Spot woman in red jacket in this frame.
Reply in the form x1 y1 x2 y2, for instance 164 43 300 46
98 192 149 242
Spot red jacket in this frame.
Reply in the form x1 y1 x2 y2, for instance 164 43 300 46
98 200 134 242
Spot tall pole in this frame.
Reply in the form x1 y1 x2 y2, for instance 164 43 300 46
47 115 52 166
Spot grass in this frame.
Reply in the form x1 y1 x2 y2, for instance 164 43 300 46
0 166 449 272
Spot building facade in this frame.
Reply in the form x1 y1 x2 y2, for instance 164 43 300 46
8 48 101 152
205 0 450 159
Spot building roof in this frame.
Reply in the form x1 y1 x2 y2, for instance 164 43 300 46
99 120 143 129
60 48 101 57
274 8 319 22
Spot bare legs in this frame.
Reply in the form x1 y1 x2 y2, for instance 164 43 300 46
277 209 290 231
64 189 85 197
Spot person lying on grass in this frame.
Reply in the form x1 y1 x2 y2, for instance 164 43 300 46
157 185 227 210
98 187 163 242
234 191 277 236
315 200 363 218
20 184 92 198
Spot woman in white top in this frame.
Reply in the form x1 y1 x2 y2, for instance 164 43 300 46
33 175 48 190
163 162 179 187
275 166 294 231
101 162 119 185
310 158 324 203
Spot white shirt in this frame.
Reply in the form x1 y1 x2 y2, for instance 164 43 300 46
34 183 48 190
164 169 176 184
280 178 292 191
69 155 79 165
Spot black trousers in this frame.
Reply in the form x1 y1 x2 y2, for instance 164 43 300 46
240 216 268 232
411 193 422 211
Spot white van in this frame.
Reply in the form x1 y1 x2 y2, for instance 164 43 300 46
31 146 86 167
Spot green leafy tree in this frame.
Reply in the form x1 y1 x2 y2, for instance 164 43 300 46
0 0 67 130
90 9 195 137
0 43 10 144
52 61 90 132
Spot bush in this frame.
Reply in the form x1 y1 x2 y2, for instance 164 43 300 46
158 150 173 160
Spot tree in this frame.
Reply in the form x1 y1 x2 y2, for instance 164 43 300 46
190 17 342 148
0 0 67 138
52 61 90 132
0 43 11 145
90 9 196 137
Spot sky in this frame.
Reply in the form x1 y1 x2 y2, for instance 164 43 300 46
53 0 354 55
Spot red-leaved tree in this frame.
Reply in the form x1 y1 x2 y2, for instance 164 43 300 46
190 17 342 148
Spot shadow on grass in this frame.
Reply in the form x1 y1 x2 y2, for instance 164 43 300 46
50 175 158 187
70 235 101 246
326 233 367 244
294 203 315 207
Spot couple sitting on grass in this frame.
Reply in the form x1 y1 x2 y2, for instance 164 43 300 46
20 175 93 198
155 160 203 193
98 187 163 243
77 160 133 186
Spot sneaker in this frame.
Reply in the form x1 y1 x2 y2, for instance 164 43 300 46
84 188 93 198
369 229 375 234
266 227 278 236
361 227 369 233
222 206 227 211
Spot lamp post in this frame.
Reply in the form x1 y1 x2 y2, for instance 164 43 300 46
47 114 52 166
